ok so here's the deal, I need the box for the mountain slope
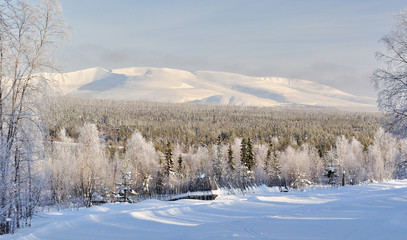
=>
[55,67,377,111]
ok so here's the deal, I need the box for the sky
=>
[56,0,407,97]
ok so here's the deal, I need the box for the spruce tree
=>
[246,138,255,172]
[177,154,184,179]
[266,141,281,181]
[265,142,272,176]
[164,142,174,177]
[240,137,255,176]
[272,150,281,180]
[227,142,235,172]
[213,135,223,182]
[240,138,248,168]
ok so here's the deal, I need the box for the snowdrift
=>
[3,181,407,239]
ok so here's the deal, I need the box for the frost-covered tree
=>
[109,150,125,198]
[253,142,268,185]
[280,145,312,188]
[398,138,407,178]
[125,130,159,191]
[75,123,108,207]
[240,137,247,166]
[48,128,76,206]
[307,144,324,184]
[334,136,366,185]
[191,145,212,191]
[177,155,185,179]
[164,142,174,177]
[227,142,235,172]
[368,128,399,181]
[0,0,67,234]
[264,138,281,184]
[372,8,407,134]
[212,135,223,184]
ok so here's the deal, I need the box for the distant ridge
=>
[54,67,377,111]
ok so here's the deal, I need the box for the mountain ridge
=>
[55,66,377,111]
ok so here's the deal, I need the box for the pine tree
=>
[213,135,223,182]
[164,142,174,177]
[177,154,184,179]
[272,153,281,179]
[246,138,255,172]
[267,141,281,180]
[240,137,248,168]
[265,142,272,175]
[240,137,255,176]
[155,168,164,194]
[227,142,235,172]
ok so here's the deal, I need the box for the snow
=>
[54,67,377,111]
[3,181,407,240]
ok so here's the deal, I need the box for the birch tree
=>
[75,123,108,207]
[0,0,66,234]
[368,128,399,180]
[125,130,159,192]
[48,128,75,206]
[372,8,407,134]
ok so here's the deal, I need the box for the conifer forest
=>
[43,97,406,205]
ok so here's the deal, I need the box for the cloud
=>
[58,44,210,72]
[286,61,376,97]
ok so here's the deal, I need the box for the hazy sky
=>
[57,0,407,97]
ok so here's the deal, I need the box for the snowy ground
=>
[3,181,407,240]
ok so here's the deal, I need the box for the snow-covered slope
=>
[55,67,377,111]
[4,181,407,240]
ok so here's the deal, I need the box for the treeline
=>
[44,97,383,155]
[47,123,407,209]
[42,97,407,206]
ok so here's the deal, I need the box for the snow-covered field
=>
[3,181,407,240]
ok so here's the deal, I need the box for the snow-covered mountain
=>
[55,67,377,111]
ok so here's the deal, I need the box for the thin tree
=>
[76,123,108,207]
[266,140,281,184]
[246,138,255,174]
[213,135,223,183]
[177,154,184,179]
[227,142,235,172]
[240,137,248,168]
[0,0,67,234]
[164,142,174,177]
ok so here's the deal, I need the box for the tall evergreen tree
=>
[272,154,281,180]
[213,135,223,182]
[164,142,174,177]
[227,142,235,172]
[177,154,184,179]
[240,137,248,168]
[268,141,281,181]
[265,142,272,175]
[240,137,255,176]
[246,138,255,173]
